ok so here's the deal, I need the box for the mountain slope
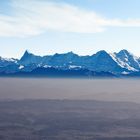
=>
[111,49,140,72]
[19,50,128,74]
[0,49,140,77]
[83,50,127,73]
[19,50,42,66]
[2,67,115,78]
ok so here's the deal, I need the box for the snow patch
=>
[43,65,52,68]
[122,71,130,75]
[69,65,82,69]
[19,65,24,69]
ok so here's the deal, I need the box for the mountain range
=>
[1,49,140,77]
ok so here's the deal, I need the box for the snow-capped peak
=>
[110,49,140,71]
[1,49,140,75]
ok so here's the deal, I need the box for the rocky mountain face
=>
[1,49,140,77]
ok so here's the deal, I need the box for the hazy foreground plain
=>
[0,78,140,103]
[1,78,140,140]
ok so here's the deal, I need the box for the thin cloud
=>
[0,0,140,37]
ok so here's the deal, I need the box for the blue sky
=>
[0,0,140,58]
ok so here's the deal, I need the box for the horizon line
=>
[3,49,136,59]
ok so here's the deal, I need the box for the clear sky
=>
[0,0,140,58]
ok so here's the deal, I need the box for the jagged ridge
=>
[0,49,140,77]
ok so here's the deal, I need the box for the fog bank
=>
[0,78,140,103]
